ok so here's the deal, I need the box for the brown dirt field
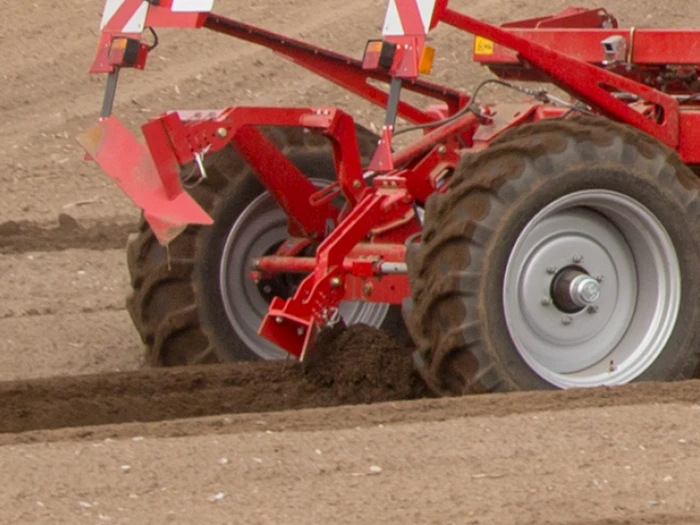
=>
[4,393,700,524]
[2,0,700,522]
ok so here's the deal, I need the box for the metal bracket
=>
[321,306,341,328]
[183,144,212,188]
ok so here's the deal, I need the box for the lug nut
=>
[541,297,552,306]
[595,275,604,283]
[546,266,557,275]
[573,254,584,263]
[562,315,573,325]
[588,305,599,314]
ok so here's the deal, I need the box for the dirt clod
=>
[0,220,21,236]
[304,325,426,403]
[57,212,83,231]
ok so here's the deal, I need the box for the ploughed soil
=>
[2,0,700,522]
[3,376,700,524]
[0,326,425,436]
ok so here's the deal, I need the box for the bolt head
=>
[297,327,305,336]
[329,277,342,289]
[437,145,447,154]
[275,316,284,324]
[562,315,573,325]
[353,180,362,189]
[579,280,601,303]
[217,127,228,138]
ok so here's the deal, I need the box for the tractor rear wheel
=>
[405,116,700,394]
[126,125,404,366]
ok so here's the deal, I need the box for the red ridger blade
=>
[76,117,213,244]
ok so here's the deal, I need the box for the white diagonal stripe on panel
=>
[171,0,215,12]
[383,0,404,36]
[100,0,126,29]
[416,0,437,32]
[122,0,148,33]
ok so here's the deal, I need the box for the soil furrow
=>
[2,330,700,440]
[0,217,136,254]
[0,326,423,435]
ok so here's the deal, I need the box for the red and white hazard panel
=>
[382,0,439,36]
[99,0,215,33]
[91,0,215,73]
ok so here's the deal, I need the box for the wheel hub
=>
[550,267,601,312]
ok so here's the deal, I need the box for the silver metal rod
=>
[384,76,403,129]
[378,261,408,274]
[100,70,120,118]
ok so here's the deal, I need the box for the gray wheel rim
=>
[503,190,681,388]
[220,179,390,360]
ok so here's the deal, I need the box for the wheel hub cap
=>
[570,274,601,306]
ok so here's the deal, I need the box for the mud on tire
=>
[126,125,402,366]
[405,116,700,395]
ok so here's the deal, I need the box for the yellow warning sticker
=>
[474,37,494,55]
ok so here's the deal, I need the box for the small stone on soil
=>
[209,492,226,502]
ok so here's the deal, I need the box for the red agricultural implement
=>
[79,0,700,394]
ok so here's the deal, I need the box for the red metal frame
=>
[475,29,700,70]
[501,7,618,29]
[202,14,470,125]
[81,0,700,359]
[260,183,414,359]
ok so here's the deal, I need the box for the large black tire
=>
[405,116,700,395]
[126,125,405,366]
